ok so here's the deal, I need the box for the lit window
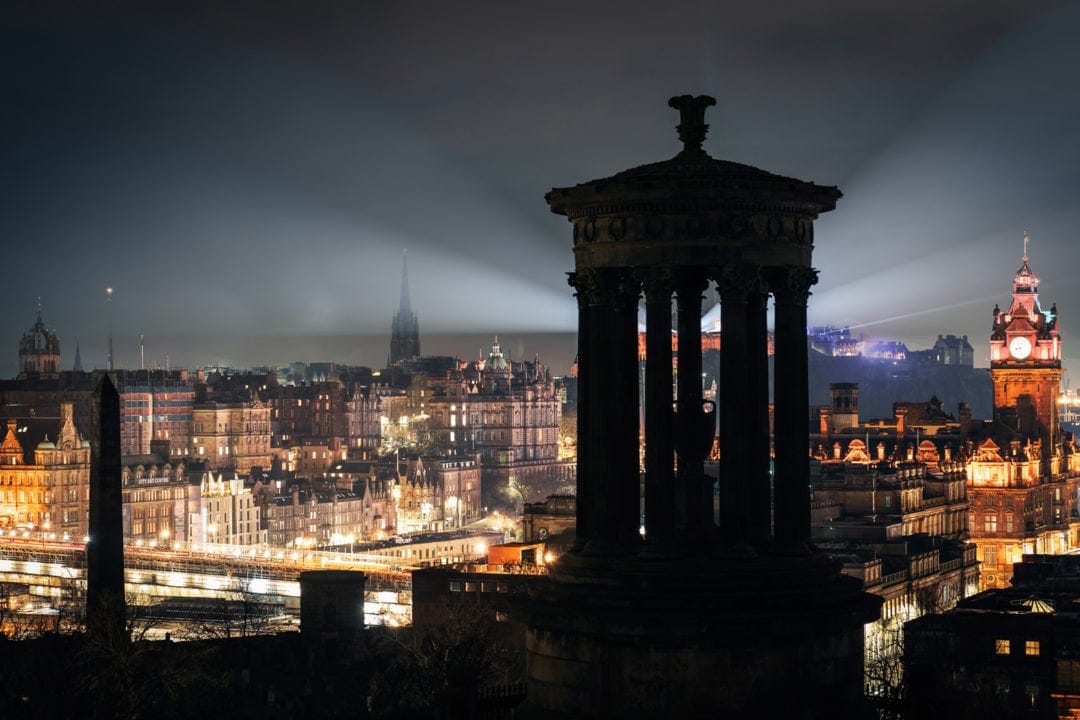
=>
[995,639,1011,655]
[449,580,461,592]
[985,513,998,533]
[1026,640,1040,656]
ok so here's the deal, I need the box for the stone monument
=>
[519,96,880,718]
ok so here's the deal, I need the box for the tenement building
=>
[519,96,879,717]
[111,369,195,457]
[192,392,273,476]
[121,452,187,545]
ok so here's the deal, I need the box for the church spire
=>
[399,250,412,317]
[389,250,420,365]
[73,340,84,372]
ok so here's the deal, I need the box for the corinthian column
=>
[674,269,713,539]
[770,266,818,547]
[642,270,674,546]
[574,268,641,554]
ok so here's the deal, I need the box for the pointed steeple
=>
[73,340,84,372]
[389,250,421,365]
[399,250,412,317]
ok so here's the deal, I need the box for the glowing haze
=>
[2,2,1077,378]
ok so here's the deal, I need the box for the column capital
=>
[673,268,709,311]
[570,268,638,309]
[715,264,765,303]
[768,266,818,305]
[638,268,674,303]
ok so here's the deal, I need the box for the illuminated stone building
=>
[192,469,265,546]
[421,339,574,508]
[263,380,348,448]
[0,403,90,540]
[191,395,273,475]
[967,241,1080,591]
[323,460,400,540]
[520,95,878,717]
[18,303,60,377]
[121,453,187,545]
[810,435,979,703]
[265,486,362,548]
[396,454,482,533]
[111,369,195,457]
[345,384,383,458]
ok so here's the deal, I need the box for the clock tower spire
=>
[989,233,1062,471]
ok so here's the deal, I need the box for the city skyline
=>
[5,2,1080,376]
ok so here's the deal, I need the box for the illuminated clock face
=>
[1009,336,1032,360]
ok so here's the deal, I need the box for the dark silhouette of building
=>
[905,553,1080,719]
[18,301,60,378]
[933,333,975,367]
[389,251,420,365]
[518,95,879,718]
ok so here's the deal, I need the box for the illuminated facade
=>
[0,403,90,540]
[193,470,265,546]
[344,384,382,458]
[968,240,1080,590]
[112,369,195,457]
[422,340,574,508]
[396,454,482,533]
[191,397,273,475]
[121,455,187,545]
[265,486,363,548]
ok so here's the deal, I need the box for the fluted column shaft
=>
[718,265,771,546]
[674,271,712,538]
[643,271,675,545]
[576,268,641,554]
[568,272,593,551]
[746,275,772,545]
[771,266,817,546]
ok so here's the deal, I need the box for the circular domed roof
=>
[545,95,842,272]
[546,95,841,221]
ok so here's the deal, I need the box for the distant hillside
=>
[807,351,993,421]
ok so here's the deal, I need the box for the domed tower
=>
[18,301,60,377]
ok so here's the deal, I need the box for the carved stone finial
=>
[668,94,716,152]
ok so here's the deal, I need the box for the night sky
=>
[4,2,1079,381]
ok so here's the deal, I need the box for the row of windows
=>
[995,638,1040,656]
[449,580,509,593]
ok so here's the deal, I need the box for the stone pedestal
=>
[518,552,875,718]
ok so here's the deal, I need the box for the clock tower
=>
[989,234,1062,464]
